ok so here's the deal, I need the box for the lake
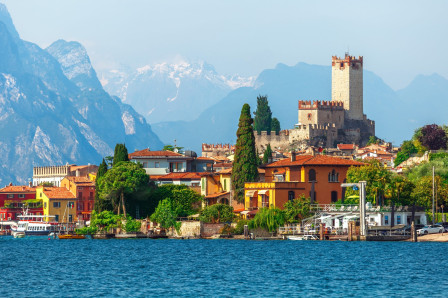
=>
[1,237,447,297]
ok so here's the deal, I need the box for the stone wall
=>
[201,223,225,237]
[254,130,290,152]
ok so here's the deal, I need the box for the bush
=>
[249,207,286,232]
[199,204,235,223]
[124,217,142,233]
[233,219,250,235]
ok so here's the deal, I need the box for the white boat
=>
[288,235,319,241]
[12,231,25,238]
[10,210,60,236]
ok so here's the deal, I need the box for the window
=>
[53,202,61,208]
[78,193,82,200]
[18,194,25,198]
[68,202,75,209]
[69,215,73,223]
[55,215,59,222]
[142,162,148,168]
[78,203,83,211]
[308,169,316,182]
[397,215,401,225]
[307,113,312,120]
[7,194,13,198]
[385,215,389,225]
[288,191,295,202]
[155,162,159,168]
[262,195,269,208]
[331,191,338,203]
[77,187,83,190]
[223,179,227,191]
[328,169,339,182]
[89,192,94,199]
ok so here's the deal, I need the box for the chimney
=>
[29,181,32,187]
[291,151,296,162]
[76,170,80,177]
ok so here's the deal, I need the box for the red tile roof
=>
[0,185,35,193]
[196,157,216,161]
[205,191,229,199]
[154,172,203,181]
[337,144,356,150]
[43,187,76,199]
[265,155,364,167]
[129,149,187,159]
[65,176,95,186]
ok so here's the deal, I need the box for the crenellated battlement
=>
[257,130,289,137]
[298,100,344,110]
[294,123,337,131]
[202,143,235,152]
[332,53,363,67]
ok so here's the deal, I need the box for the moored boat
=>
[10,210,60,236]
[288,235,319,240]
[58,233,85,240]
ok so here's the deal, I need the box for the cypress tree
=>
[113,143,129,166]
[263,144,272,164]
[94,158,109,212]
[253,95,272,134]
[231,104,259,203]
[272,117,281,135]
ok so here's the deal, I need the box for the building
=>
[0,184,42,221]
[36,186,77,223]
[61,176,95,221]
[32,164,98,187]
[202,144,235,158]
[151,172,204,195]
[129,149,193,175]
[255,54,375,152]
[244,154,364,211]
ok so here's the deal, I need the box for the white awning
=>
[258,190,269,195]
[245,190,256,197]
[240,211,250,215]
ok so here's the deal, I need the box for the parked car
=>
[417,225,444,235]
[394,224,425,235]
[436,222,448,232]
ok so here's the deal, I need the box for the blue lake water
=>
[1,237,447,297]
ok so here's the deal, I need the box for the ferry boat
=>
[10,212,60,236]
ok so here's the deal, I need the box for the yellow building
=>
[36,186,77,223]
[201,169,232,207]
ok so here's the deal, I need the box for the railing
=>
[310,204,424,213]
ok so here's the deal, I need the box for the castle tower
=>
[331,53,363,121]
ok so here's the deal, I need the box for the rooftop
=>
[0,185,35,193]
[129,149,188,159]
[42,187,76,199]
[265,155,365,168]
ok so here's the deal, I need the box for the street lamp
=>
[341,181,367,236]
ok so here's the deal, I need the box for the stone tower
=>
[331,54,363,121]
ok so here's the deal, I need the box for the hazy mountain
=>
[152,61,448,151]
[0,4,163,184]
[100,61,254,123]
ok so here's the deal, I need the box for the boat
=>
[12,231,25,238]
[288,235,319,240]
[58,233,85,240]
[10,209,60,236]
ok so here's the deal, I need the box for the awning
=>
[258,190,269,195]
[240,211,250,215]
[245,190,256,197]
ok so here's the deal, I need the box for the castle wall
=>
[254,131,290,152]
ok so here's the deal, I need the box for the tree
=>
[283,195,311,223]
[113,144,129,166]
[88,210,120,233]
[412,176,448,210]
[394,140,418,167]
[253,95,272,134]
[346,160,391,205]
[123,216,142,233]
[152,184,202,217]
[150,199,181,231]
[94,159,109,212]
[231,104,259,202]
[418,124,447,150]
[263,144,272,164]
[272,117,281,135]
[366,136,381,145]
[98,161,149,216]
[163,144,184,153]
[199,204,235,223]
[249,207,286,233]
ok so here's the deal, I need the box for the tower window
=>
[307,113,312,120]
[340,62,344,67]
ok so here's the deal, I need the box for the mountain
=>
[151,62,448,151]
[0,4,163,185]
[100,61,254,123]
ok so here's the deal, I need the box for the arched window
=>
[288,191,295,202]
[309,169,316,182]
[328,169,338,182]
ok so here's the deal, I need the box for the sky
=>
[2,0,448,90]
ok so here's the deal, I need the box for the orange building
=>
[61,176,95,221]
[244,153,364,211]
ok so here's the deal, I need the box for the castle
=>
[255,54,375,152]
